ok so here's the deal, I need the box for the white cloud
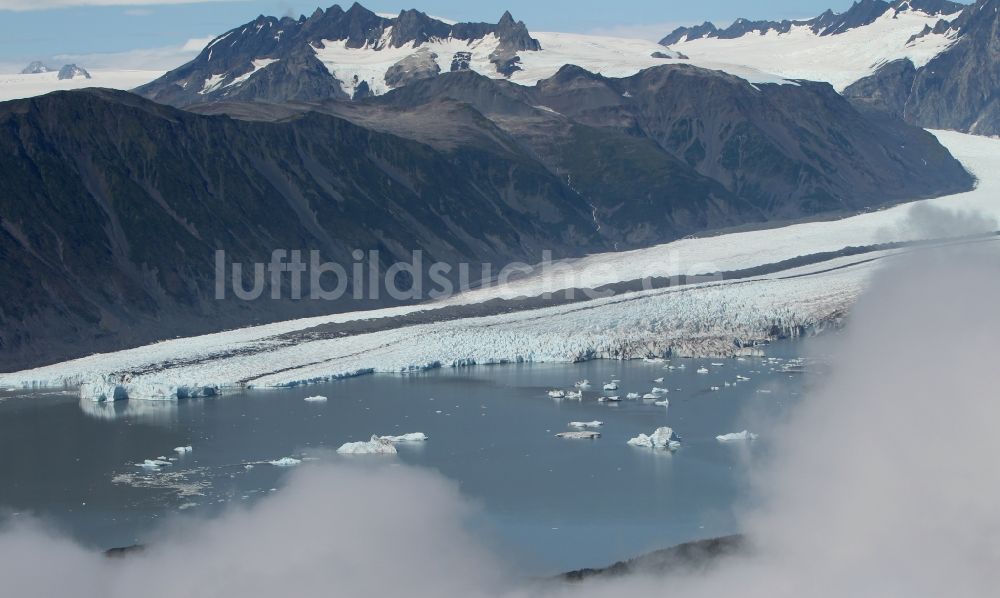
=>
[0,0,235,11]
[50,36,211,70]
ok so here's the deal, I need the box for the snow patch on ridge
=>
[668,8,962,90]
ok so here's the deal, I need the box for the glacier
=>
[0,132,996,401]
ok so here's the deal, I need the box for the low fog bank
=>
[3,211,1000,597]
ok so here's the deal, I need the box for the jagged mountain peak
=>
[659,0,965,45]
[136,3,544,106]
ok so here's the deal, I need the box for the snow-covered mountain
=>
[844,0,999,136]
[20,61,52,74]
[660,0,966,90]
[56,64,91,80]
[136,2,691,106]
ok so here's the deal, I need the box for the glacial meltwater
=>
[0,343,814,575]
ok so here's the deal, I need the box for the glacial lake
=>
[0,343,812,575]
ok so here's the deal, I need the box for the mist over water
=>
[3,228,1000,596]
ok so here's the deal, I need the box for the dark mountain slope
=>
[0,89,600,369]
[373,66,972,218]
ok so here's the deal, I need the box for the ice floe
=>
[716,430,759,442]
[628,427,680,450]
[380,432,428,443]
[556,431,601,439]
[303,395,328,402]
[173,446,193,454]
[136,459,172,469]
[547,390,567,399]
[336,436,398,455]
[568,421,603,428]
[268,457,303,466]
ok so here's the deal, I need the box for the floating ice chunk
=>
[574,380,592,389]
[244,464,254,470]
[643,357,664,363]
[337,436,397,455]
[556,431,601,439]
[627,427,680,450]
[643,393,660,400]
[654,377,664,383]
[304,395,328,402]
[651,387,669,394]
[697,367,709,374]
[737,375,751,381]
[598,395,621,402]
[269,457,303,466]
[566,390,583,400]
[716,431,759,442]
[174,446,193,454]
[602,382,619,391]
[654,399,669,407]
[568,421,603,428]
[711,363,725,366]
[711,386,721,391]
[136,459,172,469]
[380,432,428,443]
[548,390,566,399]
[626,392,641,400]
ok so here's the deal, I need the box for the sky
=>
[0,0,868,69]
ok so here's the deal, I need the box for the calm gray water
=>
[0,344,812,575]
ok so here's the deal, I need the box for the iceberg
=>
[653,377,664,383]
[627,427,680,450]
[697,367,709,374]
[654,399,669,407]
[602,382,619,391]
[556,431,601,439]
[380,432,428,443]
[269,457,303,466]
[643,393,660,399]
[337,436,398,455]
[716,430,759,442]
[574,380,592,389]
[626,392,641,399]
[598,395,621,402]
[173,446,193,454]
[136,459,172,469]
[548,390,567,399]
[304,395,328,402]
[568,421,603,428]
[651,387,669,394]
